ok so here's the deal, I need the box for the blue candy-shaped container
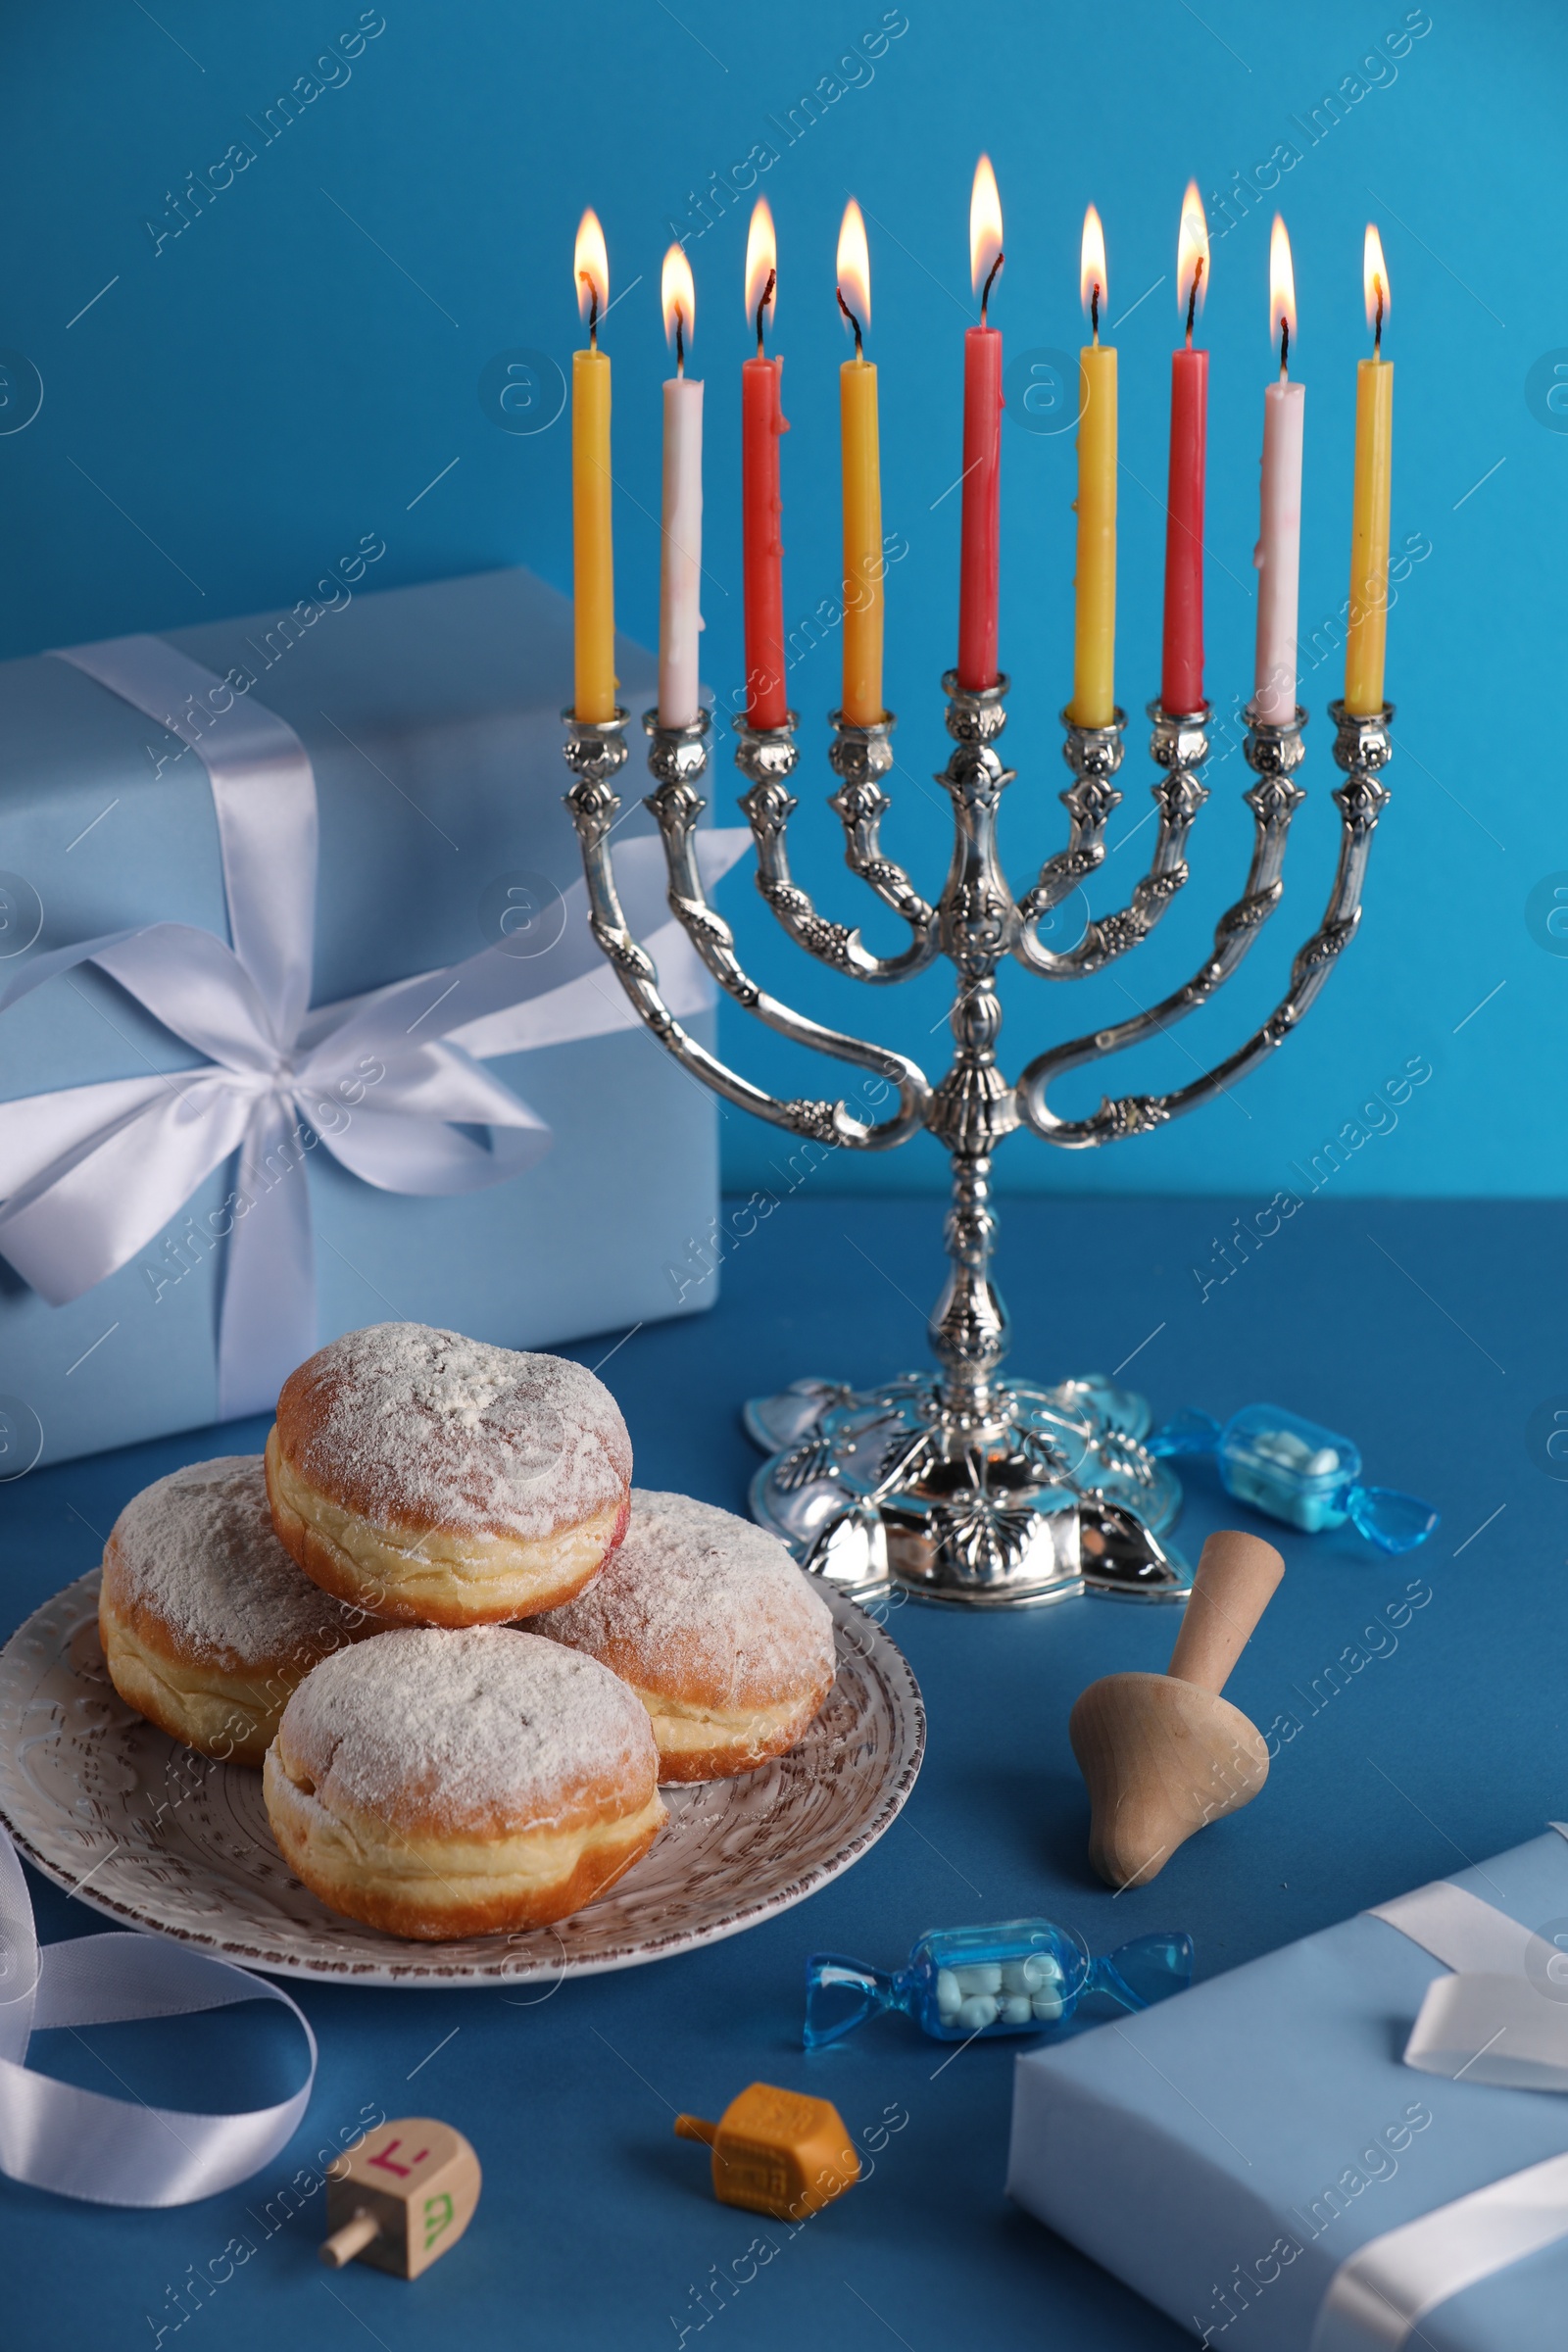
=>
[1149,1402,1438,1551]
[805,1921,1193,2048]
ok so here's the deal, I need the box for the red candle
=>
[1160,183,1210,715]
[742,200,788,729]
[957,156,1004,691]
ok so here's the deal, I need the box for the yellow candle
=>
[837,199,883,726]
[571,209,615,724]
[840,359,882,722]
[1344,359,1392,712]
[1345,225,1393,717]
[1345,353,1392,710]
[1070,205,1116,728]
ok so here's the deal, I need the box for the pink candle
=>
[958,321,1003,690]
[1160,183,1209,716]
[741,201,788,730]
[1252,217,1303,724]
[957,155,1004,692]
[1160,347,1207,712]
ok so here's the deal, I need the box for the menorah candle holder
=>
[563,677,1392,1610]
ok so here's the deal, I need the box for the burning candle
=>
[1069,204,1116,728]
[1253,216,1304,726]
[1345,224,1394,717]
[741,199,788,730]
[837,198,883,726]
[571,208,615,724]
[956,155,1004,693]
[658,244,703,729]
[1160,183,1209,717]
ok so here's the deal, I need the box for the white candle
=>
[659,245,703,728]
[1252,217,1303,726]
[1253,381,1303,722]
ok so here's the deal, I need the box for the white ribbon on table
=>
[0,635,745,1418]
[1310,1827,1568,2350]
[0,1824,316,2205]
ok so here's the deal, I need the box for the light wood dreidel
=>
[1069,1529,1285,1890]
[319,2116,480,2278]
[674,2082,860,2221]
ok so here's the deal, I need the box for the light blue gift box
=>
[0,566,725,1468]
[1007,1829,1568,2351]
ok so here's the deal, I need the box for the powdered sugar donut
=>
[532,1490,837,1782]
[99,1455,380,1766]
[263,1626,664,1938]
[266,1323,632,1628]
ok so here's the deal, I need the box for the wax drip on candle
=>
[755,268,775,360]
[836,286,864,362]
[979,249,1004,327]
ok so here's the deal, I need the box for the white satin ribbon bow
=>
[1312,1831,1568,2349]
[0,636,743,1418]
[0,1823,316,2205]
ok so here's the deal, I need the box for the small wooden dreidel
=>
[1069,1529,1285,1890]
[319,2116,480,2278]
[674,2082,860,2222]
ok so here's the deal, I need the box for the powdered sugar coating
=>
[106,1456,366,1669]
[275,1324,632,1540]
[534,1490,836,1710]
[277,1626,657,1836]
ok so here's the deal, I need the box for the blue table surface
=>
[1,1192,1562,2350]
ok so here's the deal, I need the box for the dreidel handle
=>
[319,2210,382,2269]
[673,2115,718,2147]
[1166,1530,1284,1695]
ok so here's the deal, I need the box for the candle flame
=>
[1079,204,1107,319]
[1177,181,1209,323]
[745,198,777,335]
[662,243,695,353]
[573,208,609,328]
[837,197,870,333]
[1270,215,1297,357]
[969,155,1003,302]
[1363,221,1390,339]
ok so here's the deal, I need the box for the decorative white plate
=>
[0,1573,923,1987]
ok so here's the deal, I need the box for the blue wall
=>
[0,0,1560,1197]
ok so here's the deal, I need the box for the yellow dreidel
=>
[319,2116,481,2278]
[674,2082,860,2221]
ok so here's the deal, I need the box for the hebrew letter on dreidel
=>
[318,2118,480,2279]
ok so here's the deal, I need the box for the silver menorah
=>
[563,677,1392,1609]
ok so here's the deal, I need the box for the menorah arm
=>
[1015,704,1390,1149]
[1014,705,1210,979]
[733,710,941,984]
[563,708,929,1150]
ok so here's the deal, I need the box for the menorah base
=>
[744,1372,1191,1609]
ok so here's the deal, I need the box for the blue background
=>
[0,0,1559,1200]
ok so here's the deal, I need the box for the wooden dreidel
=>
[674,2082,860,2222]
[319,2116,480,2278]
[1069,1529,1285,1890]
